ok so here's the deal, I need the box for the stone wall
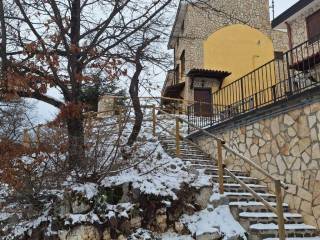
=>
[192,100,320,228]
[287,2,320,48]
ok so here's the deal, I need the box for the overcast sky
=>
[30,0,301,124]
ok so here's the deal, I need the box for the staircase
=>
[159,135,320,240]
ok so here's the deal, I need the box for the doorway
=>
[194,88,212,116]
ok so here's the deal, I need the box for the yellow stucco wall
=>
[203,24,276,107]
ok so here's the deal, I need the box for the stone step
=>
[249,223,319,239]
[229,201,289,213]
[223,183,268,193]
[211,175,260,184]
[205,169,250,177]
[239,212,304,230]
[225,192,276,202]
[264,238,320,240]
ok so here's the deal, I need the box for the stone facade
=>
[286,2,320,48]
[193,101,320,228]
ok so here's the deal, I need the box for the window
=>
[175,64,180,84]
[181,20,185,33]
[306,10,320,43]
[180,50,185,80]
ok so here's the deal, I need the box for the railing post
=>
[217,139,224,195]
[175,118,180,157]
[152,105,156,137]
[285,52,293,96]
[275,180,286,240]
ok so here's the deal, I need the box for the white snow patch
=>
[71,183,98,200]
[181,205,247,240]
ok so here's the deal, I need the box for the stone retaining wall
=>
[192,101,320,228]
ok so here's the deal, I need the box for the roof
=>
[187,68,231,79]
[272,0,316,28]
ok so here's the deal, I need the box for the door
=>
[194,88,212,116]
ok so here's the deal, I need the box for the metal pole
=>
[275,180,286,240]
[175,118,180,157]
[217,139,225,194]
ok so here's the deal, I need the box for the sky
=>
[29,0,301,124]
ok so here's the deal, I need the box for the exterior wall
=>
[287,3,320,47]
[192,101,320,228]
[203,24,275,87]
[271,29,289,53]
[174,0,272,79]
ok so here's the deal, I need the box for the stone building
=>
[272,0,320,49]
[162,0,288,113]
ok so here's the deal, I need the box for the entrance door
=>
[194,88,212,116]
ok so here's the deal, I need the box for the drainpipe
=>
[285,22,293,50]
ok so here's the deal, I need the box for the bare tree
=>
[0,0,175,171]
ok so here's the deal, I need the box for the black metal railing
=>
[188,35,320,130]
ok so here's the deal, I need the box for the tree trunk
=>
[67,115,86,170]
[0,0,7,90]
[127,58,143,146]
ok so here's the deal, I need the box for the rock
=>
[72,198,92,214]
[276,156,286,175]
[287,127,296,137]
[156,208,167,232]
[297,188,312,202]
[312,144,320,159]
[309,115,317,128]
[130,216,142,229]
[297,115,310,138]
[195,187,213,209]
[196,231,221,240]
[284,114,295,126]
[174,222,185,234]
[102,229,111,240]
[66,225,100,240]
[271,119,280,135]
[250,144,259,156]
[300,200,312,215]
[302,152,311,164]
[118,235,126,240]
[58,230,68,240]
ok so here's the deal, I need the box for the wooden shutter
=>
[307,10,320,43]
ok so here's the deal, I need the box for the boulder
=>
[66,225,100,240]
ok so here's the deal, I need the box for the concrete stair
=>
[159,135,320,240]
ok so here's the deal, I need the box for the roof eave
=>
[272,0,316,29]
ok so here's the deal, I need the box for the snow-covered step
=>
[205,168,250,177]
[211,175,260,184]
[229,201,289,215]
[250,223,319,239]
[225,192,276,202]
[222,183,268,193]
[239,212,303,230]
[264,238,320,240]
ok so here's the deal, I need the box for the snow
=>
[65,212,100,225]
[229,201,288,207]
[180,205,247,240]
[160,232,193,240]
[71,183,98,200]
[239,212,301,218]
[264,238,320,240]
[250,223,317,230]
[0,212,13,222]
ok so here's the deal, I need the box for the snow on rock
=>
[180,205,247,240]
[160,231,193,240]
[65,212,100,225]
[71,183,98,200]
